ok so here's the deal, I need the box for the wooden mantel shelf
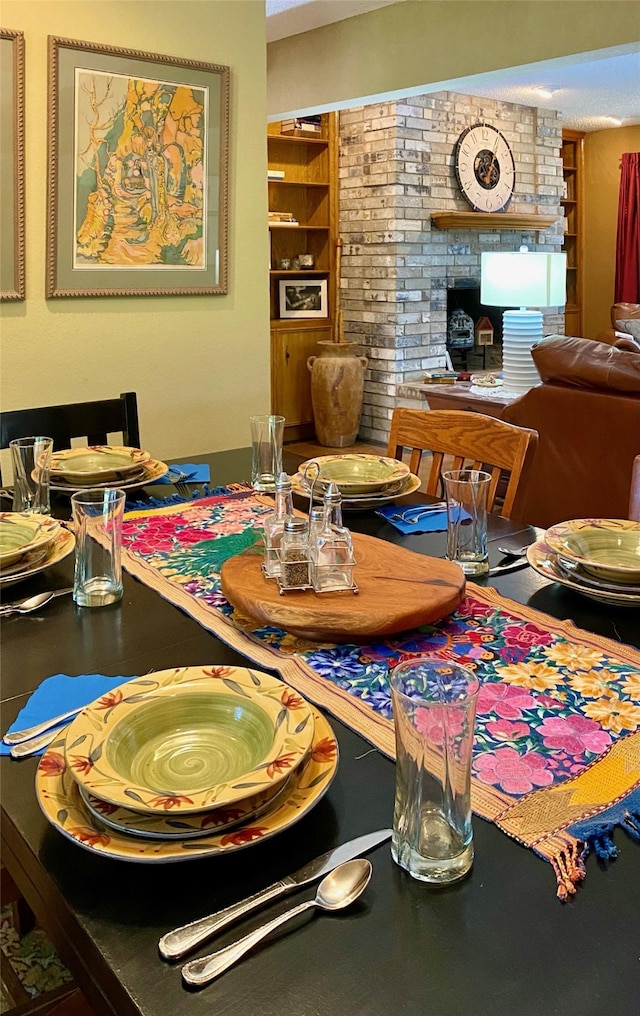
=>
[431,211,559,231]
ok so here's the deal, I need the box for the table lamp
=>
[480,249,567,394]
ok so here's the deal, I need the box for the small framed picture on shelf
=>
[279,279,327,319]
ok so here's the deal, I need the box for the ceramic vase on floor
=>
[307,341,368,447]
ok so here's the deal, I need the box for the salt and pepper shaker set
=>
[262,472,358,594]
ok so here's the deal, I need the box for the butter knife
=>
[159,827,392,961]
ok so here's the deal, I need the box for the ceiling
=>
[266,0,640,132]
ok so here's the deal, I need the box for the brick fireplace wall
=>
[338,91,565,444]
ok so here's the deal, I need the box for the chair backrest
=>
[0,393,140,452]
[629,454,640,522]
[386,407,539,521]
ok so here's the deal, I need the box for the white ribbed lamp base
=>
[501,309,543,395]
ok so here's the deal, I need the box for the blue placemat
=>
[375,504,449,534]
[2,673,132,756]
[155,462,211,485]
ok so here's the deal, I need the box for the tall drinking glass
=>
[250,415,284,492]
[443,468,491,576]
[71,488,126,607]
[9,436,53,514]
[391,657,479,884]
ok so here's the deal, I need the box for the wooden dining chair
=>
[386,407,539,520]
[0,392,140,452]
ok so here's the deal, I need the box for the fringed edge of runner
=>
[125,482,251,510]
[531,833,588,901]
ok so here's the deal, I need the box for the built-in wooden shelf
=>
[431,211,559,231]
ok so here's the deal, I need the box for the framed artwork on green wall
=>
[46,36,229,298]
[0,28,26,301]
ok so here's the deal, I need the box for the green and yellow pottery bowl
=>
[300,453,410,494]
[544,519,640,584]
[50,445,150,484]
[0,513,61,569]
[63,666,314,814]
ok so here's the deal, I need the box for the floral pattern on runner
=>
[120,491,640,897]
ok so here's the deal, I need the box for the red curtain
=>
[614,151,640,303]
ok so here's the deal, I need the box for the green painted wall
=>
[1,1,269,460]
[267,0,640,117]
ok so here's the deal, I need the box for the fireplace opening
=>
[446,279,505,373]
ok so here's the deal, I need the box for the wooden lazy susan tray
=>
[220,531,465,642]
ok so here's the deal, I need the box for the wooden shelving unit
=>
[268,114,338,440]
[561,129,585,336]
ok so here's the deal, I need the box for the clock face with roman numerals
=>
[454,123,515,212]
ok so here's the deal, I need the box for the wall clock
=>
[454,123,515,212]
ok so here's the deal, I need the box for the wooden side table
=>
[399,382,518,419]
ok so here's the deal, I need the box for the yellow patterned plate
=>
[291,471,421,511]
[299,454,410,494]
[0,513,61,568]
[36,706,337,863]
[0,527,74,587]
[49,458,169,493]
[544,519,640,584]
[63,666,315,814]
[78,772,294,840]
[50,446,151,483]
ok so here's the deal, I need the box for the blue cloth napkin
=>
[155,462,211,485]
[2,673,131,756]
[375,504,450,535]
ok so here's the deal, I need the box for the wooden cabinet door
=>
[270,324,331,439]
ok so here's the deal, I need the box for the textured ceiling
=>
[265,0,640,132]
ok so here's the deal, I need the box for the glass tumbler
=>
[390,657,479,884]
[9,436,53,514]
[71,488,126,607]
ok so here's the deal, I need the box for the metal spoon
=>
[0,588,73,617]
[182,858,372,988]
[497,545,530,559]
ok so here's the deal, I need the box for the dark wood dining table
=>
[1,447,639,1016]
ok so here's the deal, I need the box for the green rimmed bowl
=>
[544,519,640,584]
[299,453,410,494]
[0,513,61,569]
[63,666,314,814]
[50,445,151,484]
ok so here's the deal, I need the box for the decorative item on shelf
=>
[481,247,567,394]
[453,121,515,213]
[280,115,322,138]
[307,238,369,447]
[279,258,292,271]
[280,278,327,319]
[447,307,475,350]
[475,316,494,346]
[422,370,459,385]
[269,210,298,227]
[268,169,285,180]
[262,471,294,579]
[298,253,315,269]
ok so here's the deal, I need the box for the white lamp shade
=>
[481,251,567,308]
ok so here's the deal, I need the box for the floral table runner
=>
[121,489,640,899]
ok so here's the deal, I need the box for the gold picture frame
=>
[0,28,26,301]
[46,36,229,298]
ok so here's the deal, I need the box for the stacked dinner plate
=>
[48,445,169,493]
[292,453,420,511]
[0,512,74,588]
[527,518,640,607]
[35,666,338,862]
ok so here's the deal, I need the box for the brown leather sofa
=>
[502,335,640,528]
[596,302,640,349]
